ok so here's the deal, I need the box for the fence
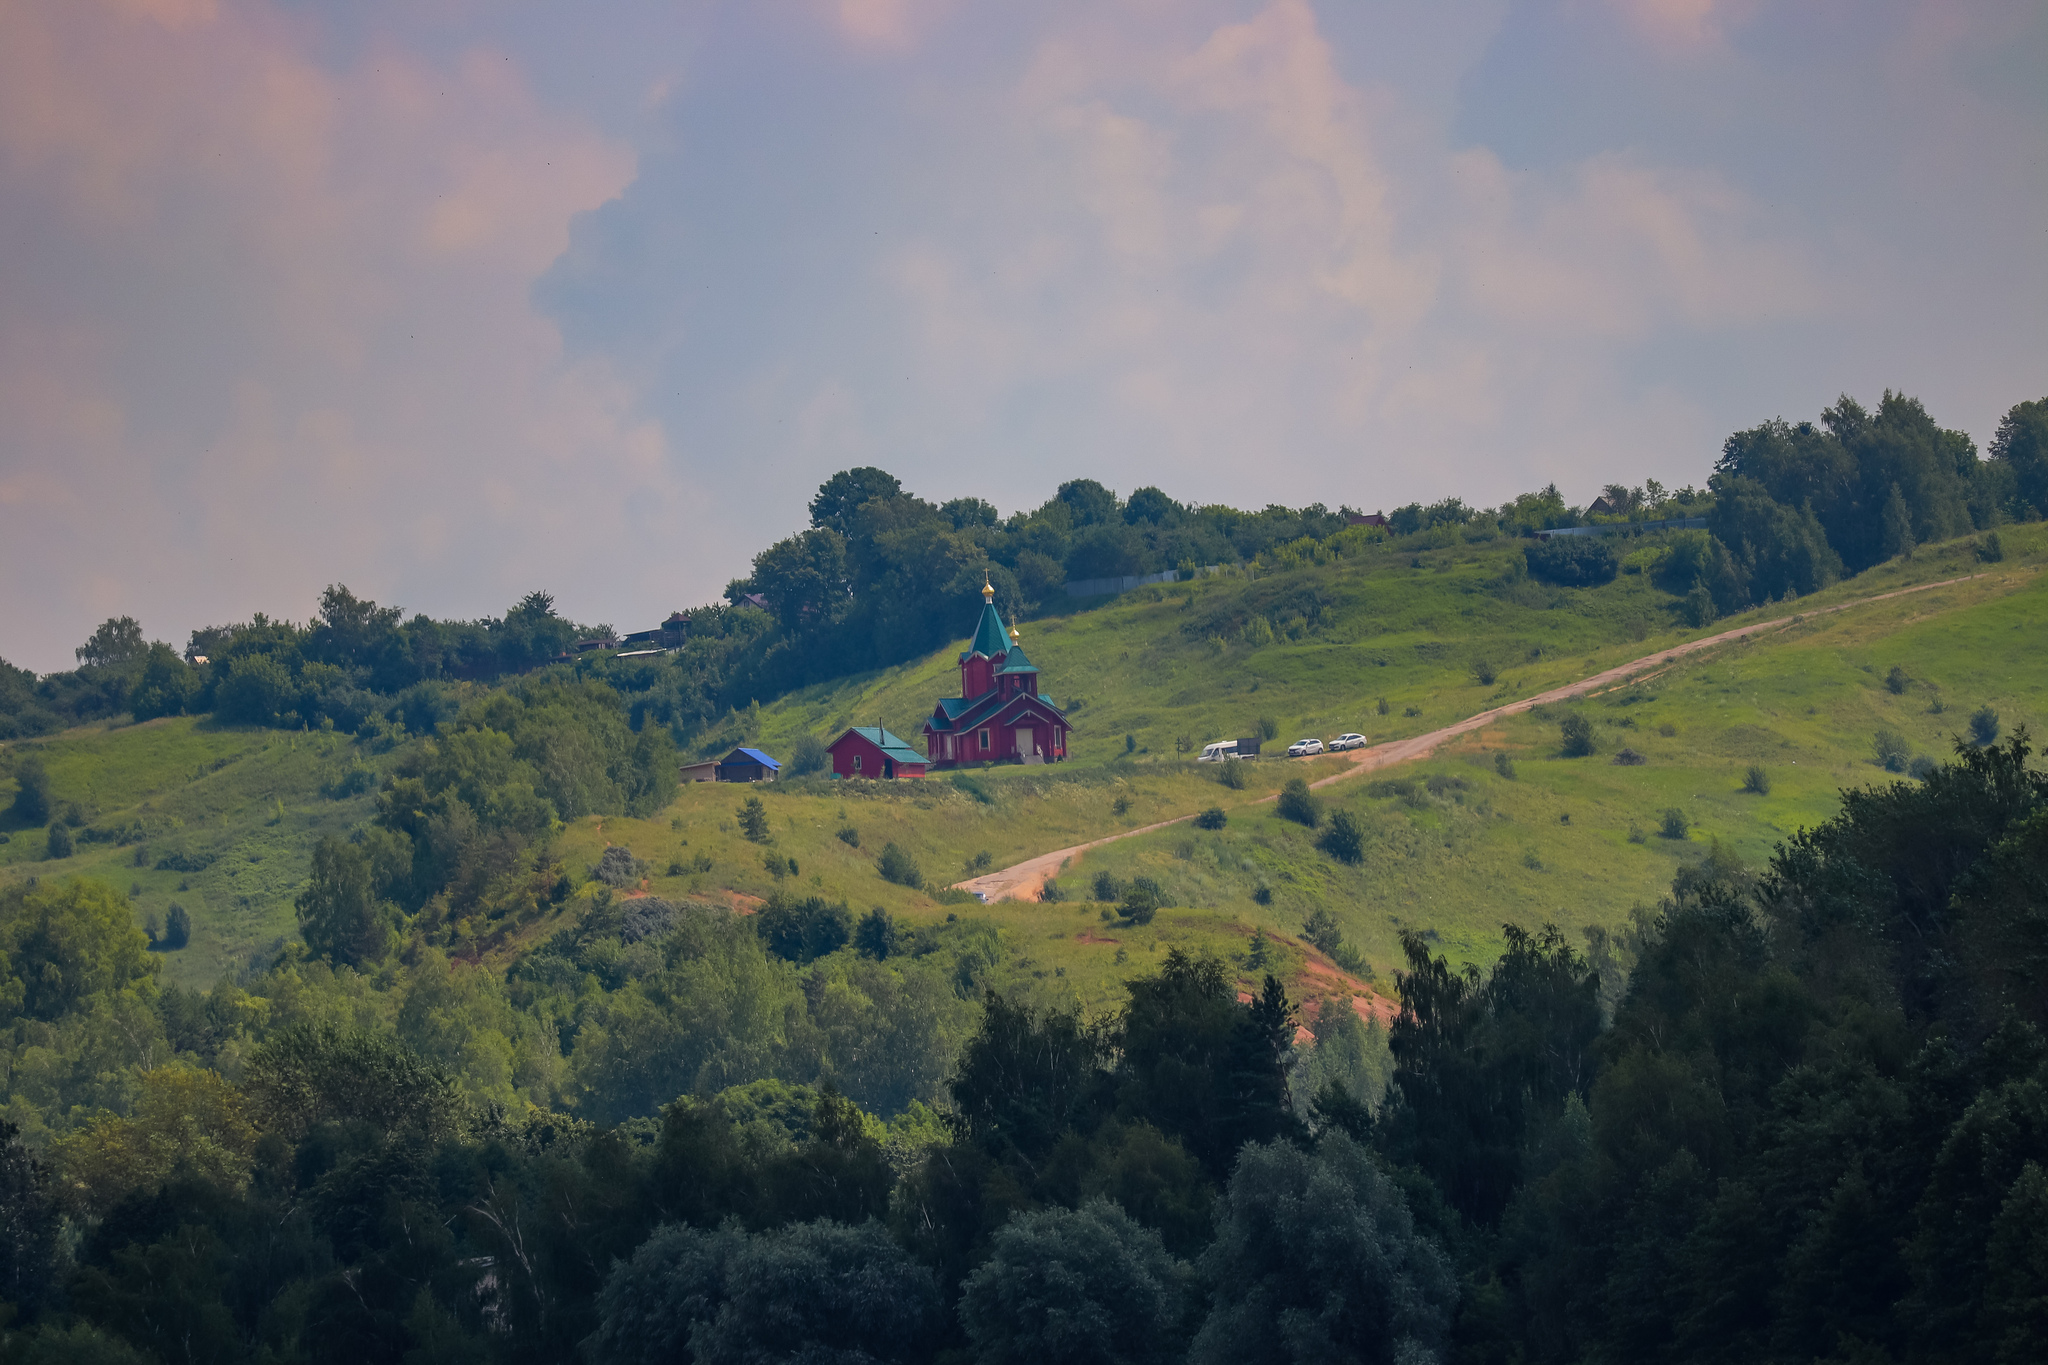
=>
[1534,516,1706,540]
[1064,566,1224,598]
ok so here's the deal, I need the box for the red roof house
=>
[921,580,1073,768]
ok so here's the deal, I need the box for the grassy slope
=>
[2,524,2040,1011]
[0,723,386,987]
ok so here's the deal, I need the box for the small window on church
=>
[979,729,991,749]
[853,755,861,771]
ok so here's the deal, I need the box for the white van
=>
[1196,739,1239,763]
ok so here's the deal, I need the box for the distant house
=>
[715,747,781,783]
[740,593,770,611]
[679,759,720,784]
[622,611,694,653]
[574,634,618,653]
[1587,496,1618,516]
[828,728,928,780]
[1346,511,1389,528]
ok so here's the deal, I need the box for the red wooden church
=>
[922,579,1072,768]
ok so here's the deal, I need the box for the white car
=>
[1331,733,1367,751]
[1286,737,1325,757]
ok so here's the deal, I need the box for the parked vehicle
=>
[1331,732,1367,751]
[1286,737,1325,757]
[1198,738,1264,762]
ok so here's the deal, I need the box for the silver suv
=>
[1286,737,1325,757]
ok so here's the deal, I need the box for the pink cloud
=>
[0,0,699,668]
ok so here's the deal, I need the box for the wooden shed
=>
[828,728,927,779]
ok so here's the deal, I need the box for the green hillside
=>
[10,522,2033,1012]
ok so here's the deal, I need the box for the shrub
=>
[755,893,852,964]
[1276,778,1320,828]
[1252,884,1273,906]
[1194,807,1228,830]
[1318,809,1366,865]
[1908,754,1938,781]
[1970,706,2001,748]
[1680,582,1717,628]
[1976,531,2005,562]
[1257,716,1279,740]
[322,763,378,799]
[736,796,771,842]
[764,853,790,879]
[1124,734,1136,754]
[1559,713,1597,757]
[1112,795,1132,817]
[1525,535,1619,587]
[1039,878,1066,904]
[1611,747,1646,766]
[1627,824,1647,844]
[1494,752,1516,780]
[165,904,192,950]
[1376,698,1390,716]
[876,842,923,890]
[1470,658,1497,686]
[786,734,828,776]
[1743,765,1771,795]
[593,846,649,888]
[1659,808,1690,840]
[10,756,52,826]
[1302,906,1343,955]
[1217,757,1247,790]
[45,822,72,860]
[1093,871,1122,902]
[1873,729,1911,772]
[1116,877,1170,925]
[1885,666,1910,695]
[836,826,861,848]
[854,907,897,960]
[963,849,993,873]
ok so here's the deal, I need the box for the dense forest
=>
[5,391,2041,750]
[0,388,2043,1363]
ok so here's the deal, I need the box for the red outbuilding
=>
[827,727,927,779]
[921,580,1073,768]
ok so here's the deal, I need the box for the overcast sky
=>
[2,0,2042,673]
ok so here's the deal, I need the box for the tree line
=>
[5,390,2040,749]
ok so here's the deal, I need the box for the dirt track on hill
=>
[952,572,1986,905]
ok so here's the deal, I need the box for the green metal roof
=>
[841,726,925,764]
[963,599,1009,659]
[994,637,1038,674]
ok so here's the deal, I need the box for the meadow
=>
[2,521,2039,1012]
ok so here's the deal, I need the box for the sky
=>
[1,0,2043,673]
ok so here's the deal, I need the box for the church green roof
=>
[963,599,1010,659]
[995,637,1038,674]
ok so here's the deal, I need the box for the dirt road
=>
[953,572,1985,903]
